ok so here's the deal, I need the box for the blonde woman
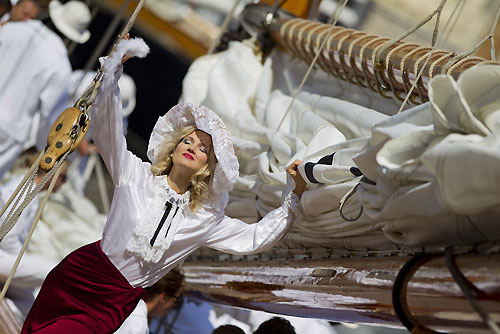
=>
[21,38,306,334]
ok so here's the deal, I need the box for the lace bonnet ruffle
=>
[147,103,239,207]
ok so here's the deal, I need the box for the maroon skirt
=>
[21,241,146,334]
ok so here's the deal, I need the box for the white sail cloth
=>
[0,175,57,318]
[27,181,107,262]
[180,40,500,250]
[180,42,396,251]
[355,65,500,216]
[351,64,500,246]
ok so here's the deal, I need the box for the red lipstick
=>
[183,153,194,160]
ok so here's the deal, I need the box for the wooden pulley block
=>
[40,107,90,171]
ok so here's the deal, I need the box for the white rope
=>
[396,0,465,114]
[0,151,43,232]
[0,155,63,240]
[441,0,466,48]
[274,0,349,133]
[0,0,146,305]
[80,0,146,112]
[70,0,135,102]
[0,152,43,241]
[0,151,69,305]
[1,0,146,239]
[2,171,36,233]
[207,0,242,55]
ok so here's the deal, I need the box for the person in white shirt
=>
[0,0,11,21]
[0,153,65,321]
[116,268,184,334]
[21,37,306,334]
[0,0,39,25]
[0,0,90,180]
[156,297,215,334]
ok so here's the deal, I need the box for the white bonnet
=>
[147,103,239,197]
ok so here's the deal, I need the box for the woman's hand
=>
[119,33,131,64]
[287,160,306,198]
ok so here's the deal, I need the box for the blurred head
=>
[9,0,40,21]
[213,325,245,334]
[48,0,91,44]
[145,268,185,318]
[150,125,216,211]
[0,0,12,18]
[253,317,296,334]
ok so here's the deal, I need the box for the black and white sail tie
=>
[126,176,190,263]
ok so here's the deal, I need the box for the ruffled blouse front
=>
[126,175,190,263]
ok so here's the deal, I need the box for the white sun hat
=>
[49,0,91,44]
[147,103,239,198]
[69,70,136,117]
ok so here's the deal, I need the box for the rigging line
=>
[112,0,145,55]
[70,0,134,102]
[207,0,243,55]
[0,151,43,226]
[67,0,143,128]
[392,252,447,334]
[0,152,69,305]
[0,153,62,241]
[0,0,146,306]
[396,0,464,114]
[445,247,500,334]
[86,0,145,109]
[374,0,448,66]
[441,0,466,48]
[274,0,349,134]
[488,4,500,60]
[270,0,290,19]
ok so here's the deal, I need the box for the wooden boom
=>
[240,4,500,105]
[183,251,500,333]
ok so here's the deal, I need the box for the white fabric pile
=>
[354,65,500,247]
[26,181,107,262]
[180,40,500,251]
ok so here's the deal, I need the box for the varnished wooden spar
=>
[182,253,500,333]
[254,15,500,104]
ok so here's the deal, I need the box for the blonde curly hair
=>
[150,125,216,212]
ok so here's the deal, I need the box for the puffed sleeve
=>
[90,39,150,186]
[203,190,301,254]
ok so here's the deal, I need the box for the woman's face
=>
[172,130,211,175]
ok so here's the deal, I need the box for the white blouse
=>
[114,299,148,334]
[91,62,301,288]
